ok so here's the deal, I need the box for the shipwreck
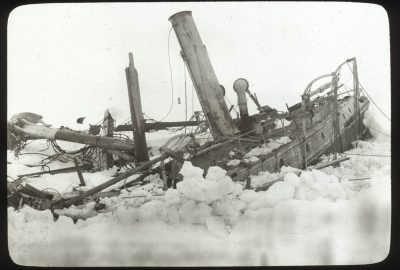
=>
[7,11,370,213]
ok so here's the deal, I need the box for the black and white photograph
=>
[6,2,391,266]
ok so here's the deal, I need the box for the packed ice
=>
[7,111,390,266]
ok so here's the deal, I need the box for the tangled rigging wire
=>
[15,139,101,172]
[345,62,390,122]
[51,141,97,168]
[145,27,175,132]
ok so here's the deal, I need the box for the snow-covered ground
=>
[7,110,391,266]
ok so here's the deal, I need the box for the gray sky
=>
[8,2,390,129]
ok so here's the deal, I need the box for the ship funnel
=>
[233,78,251,132]
[169,11,236,137]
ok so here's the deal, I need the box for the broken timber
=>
[169,11,236,137]
[114,120,204,132]
[9,117,135,152]
[17,163,93,178]
[125,52,149,162]
[74,157,86,186]
[7,11,374,214]
[101,109,115,169]
[54,151,174,208]
[105,149,135,162]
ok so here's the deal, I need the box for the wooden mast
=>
[331,72,340,159]
[352,58,360,140]
[101,109,114,169]
[168,11,236,138]
[125,52,149,162]
[301,95,308,168]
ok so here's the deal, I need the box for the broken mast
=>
[169,11,237,138]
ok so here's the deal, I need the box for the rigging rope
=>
[147,27,175,131]
[138,27,174,132]
[360,86,391,122]
[224,95,239,114]
[367,126,391,138]
[345,62,390,122]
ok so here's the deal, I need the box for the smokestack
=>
[168,11,236,137]
[233,78,251,133]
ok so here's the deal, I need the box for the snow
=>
[273,118,291,129]
[6,2,391,266]
[206,216,230,238]
[7,112,391,266]
[244,136,291,158]
[53,202,101,220]
[176,162,242,204]
[249,165,300,189]
[227,159,241,166]
[244,156,260,164]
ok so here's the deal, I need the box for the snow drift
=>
[7,111,391,266]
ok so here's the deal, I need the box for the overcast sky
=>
[7,2,390,130]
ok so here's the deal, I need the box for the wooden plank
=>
[307,156,349,170]
[348,177,371,181]
[19,184,54,200]
[123,167,160,188]
[56,152,171,207]
[17,163,92,178]
[114,120,203,132]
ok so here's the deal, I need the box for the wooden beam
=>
[246,89,263,109]
[348,177,371,181]
[18,184,54,200]
[114,120,203,132]
[352,59,360,140]
[105,149,135,162]
[56,152,172,207]
[17,163,92,178]
[307,156,349,170]
[73,157,86,186]
[195,139,233,156]
[123,167,160,188]
[101,109,115,169]
[332,74,340,159]
[125,52,149,162]
[11,119,135,152]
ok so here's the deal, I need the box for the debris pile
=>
[8,10,374,227]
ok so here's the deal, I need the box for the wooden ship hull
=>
[190,94,369,184]
[166,11,370,187]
